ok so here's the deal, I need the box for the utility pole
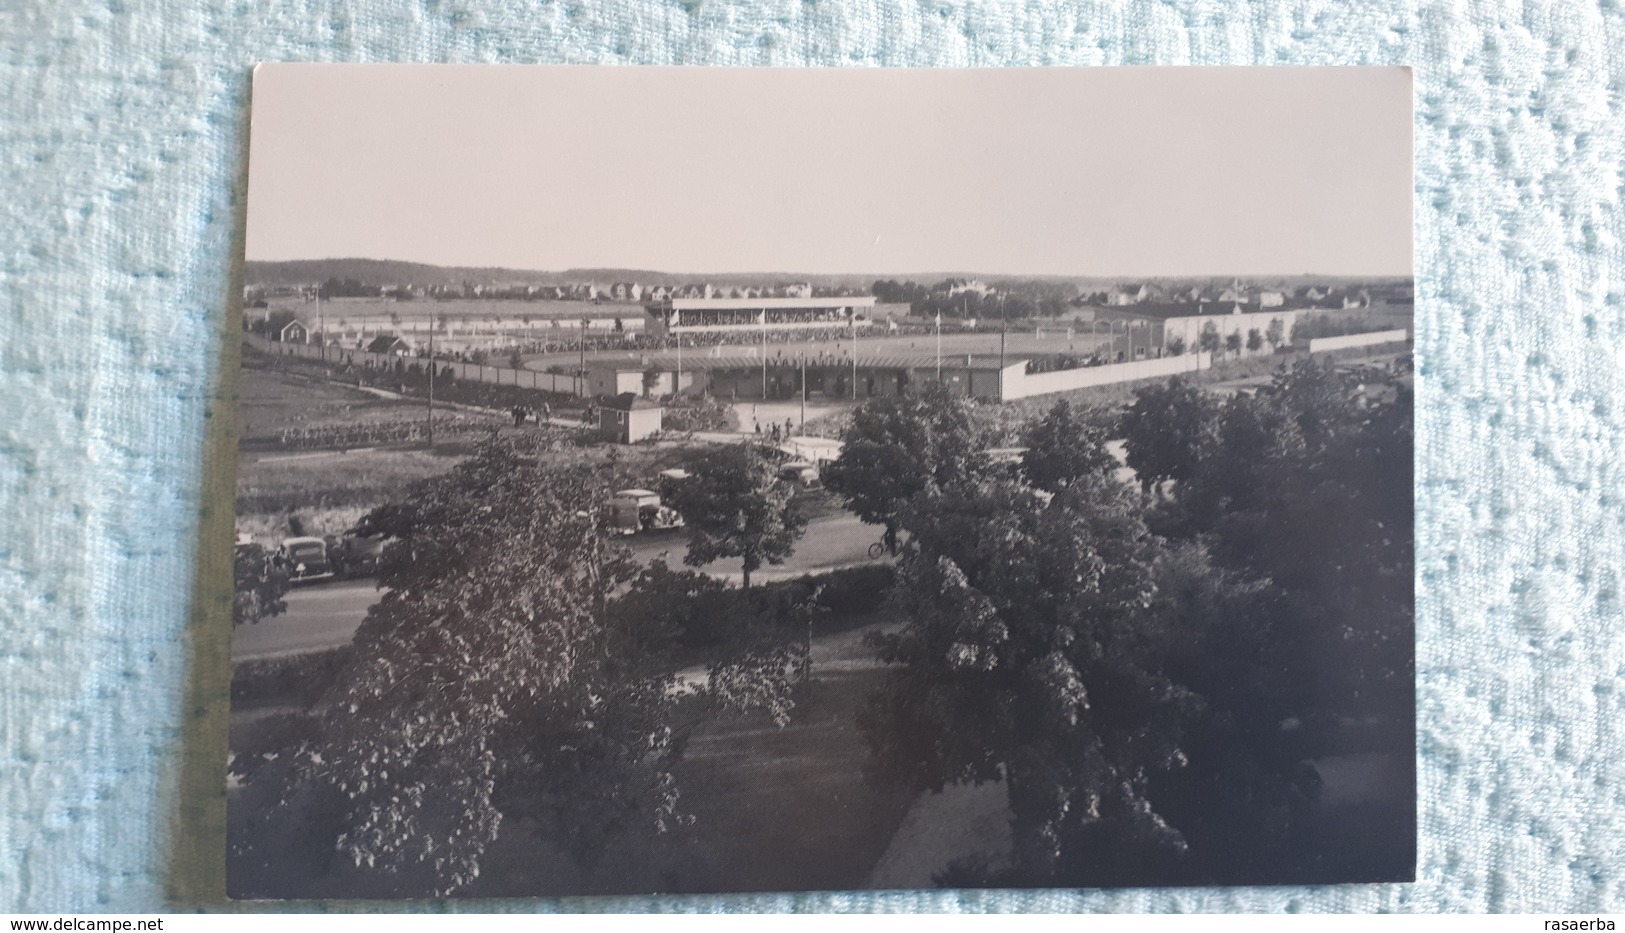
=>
[579,317,588,394]
[315,286,326,363]
[760,309,768,399]
[851,307,859,401]
[935,310,942,382]
[427,318,435,448]
[999,302,1008,376]
[799,351,806,430]
[675,331,682,398]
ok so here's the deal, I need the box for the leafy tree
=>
[280,443,801,895]
[1265,317,1285,349]
[1197,322,1221,356]
[642,366,662,398]
[1165,335,1186,357]
[1224,331,1243,358]
[823,383,986,553]
[862,473,1198,885]
[1246,328,1263,352]
[233,542,289,627]
[664,442,807,589]
[1018,400,1116,494]
[508,349,524,369]
[1119,377,1219,497]
[1161,360,1416,874]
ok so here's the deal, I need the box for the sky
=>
[245,65,1413,278]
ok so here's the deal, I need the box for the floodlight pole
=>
[761,310,768,399]
[799,352,806,430]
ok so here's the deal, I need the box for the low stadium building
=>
[644,296,877,338]
[588,350,1020,402]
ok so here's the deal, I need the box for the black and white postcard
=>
[228,65,1415,898]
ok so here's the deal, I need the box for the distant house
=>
[610,282,643,302]
[1110,283,1162,305]
[366,335,411,356]
[599,393,663,444]
[1109,284,1144,306]
[646,285,672,302]
[1258,290,1286,308]
[278,320,309,343]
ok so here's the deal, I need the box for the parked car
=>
[605,488,685,536]
[329,533,388,579]
[776,460,821,489]
[276,536,334,584]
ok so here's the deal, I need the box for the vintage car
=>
[776,460,822,489]
[329,532,388,578]
[276,536,335,584]
[605,488,685,536]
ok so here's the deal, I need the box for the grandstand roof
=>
[653,296,877,311]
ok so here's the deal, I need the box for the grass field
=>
[236,361,503,541]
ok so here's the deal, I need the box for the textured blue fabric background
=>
[1,0,1621,914]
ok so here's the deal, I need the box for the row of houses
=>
[1079,281,1386,311]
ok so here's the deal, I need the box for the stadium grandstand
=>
[644,296,877,337]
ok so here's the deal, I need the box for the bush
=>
[663,394,739,433]
[232,646,354,708]
[808,563,896,617]
[751,563,897,629]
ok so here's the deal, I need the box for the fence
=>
[1001,352,1212,400]
[1306,329,1411,353]
[246,334,583,396]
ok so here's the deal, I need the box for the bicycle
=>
[867,540,887,560]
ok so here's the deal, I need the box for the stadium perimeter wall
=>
[1002,351,1213,400]
[245,334,584,396]
[1307,329,1412,353]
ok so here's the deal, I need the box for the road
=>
[231,512,885,663]
[232,578,383,662]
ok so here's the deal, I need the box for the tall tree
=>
[862,473,1198,885]
[1119,377,1220,497]
[823,383,986,553]
[276,443,799,895]
[1265,316,1285,349]
[1018,399,1117,494]
[1197,322,1222,357]
[664,442,807,589]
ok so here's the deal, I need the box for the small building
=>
[366,334,412,356]
[278,319,309,343]
[599,393,663,444]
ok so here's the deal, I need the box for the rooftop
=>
[652,296,878,311]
